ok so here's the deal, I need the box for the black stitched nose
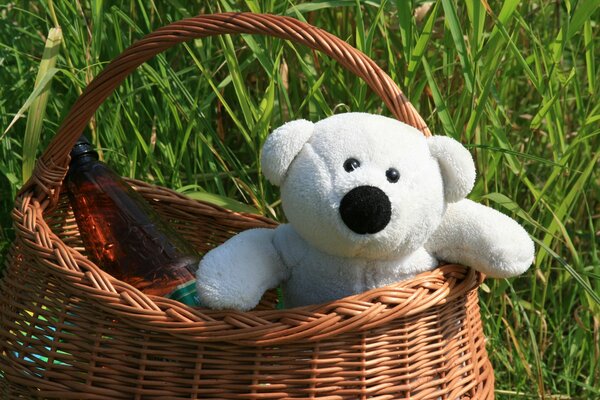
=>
[339,186,391,234]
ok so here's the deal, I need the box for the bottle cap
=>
[70,135,99,161]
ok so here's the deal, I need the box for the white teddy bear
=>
[196,113,534,310]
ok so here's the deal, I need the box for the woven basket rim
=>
[13,181,481,346]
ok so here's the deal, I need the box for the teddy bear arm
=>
[196,228,288,311]
[424,199,534,278]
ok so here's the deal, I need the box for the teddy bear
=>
[196,112,534,310]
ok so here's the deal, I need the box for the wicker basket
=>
[0,12,494,399]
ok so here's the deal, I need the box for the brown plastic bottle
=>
[66,136,200,305]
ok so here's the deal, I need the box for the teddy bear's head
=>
[261,113,475,260]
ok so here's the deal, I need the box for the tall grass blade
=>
[2,68,58,138]
[465,0,486,52]
[395,0,414,70]
[536,150,600,266]
[483,0,519,43]
[21,27,62,182]
[584,20,596,95]
[422,58,458,138]
[485,9,541,93]
[285,0,380,14]
[219,35,257,144]
[534,238,600,308]
[441,0,474,93]
[406,1,440,87]
[184,191,260,214]
[567,0,600,39]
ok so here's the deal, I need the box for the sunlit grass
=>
[0,1,598,397]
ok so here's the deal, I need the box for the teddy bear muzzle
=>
[339,185,392,235]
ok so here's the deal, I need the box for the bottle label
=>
[166,279,200,306]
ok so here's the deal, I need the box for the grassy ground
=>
[1,0,599,398]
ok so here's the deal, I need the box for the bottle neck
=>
[70,153,100,170]
[69,137,100,171]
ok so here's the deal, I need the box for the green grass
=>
[1,1,599,398]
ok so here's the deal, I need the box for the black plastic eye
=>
[343,158,361,172]
[386,168,400,183]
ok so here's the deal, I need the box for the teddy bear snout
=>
[339,186,392,234]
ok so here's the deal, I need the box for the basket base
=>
[1,372,494,400]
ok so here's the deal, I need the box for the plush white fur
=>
[424,199,535,278]
[196,228,288,310]
[427,136,476,202]
[196,113,534,310]
[262,119,315,186]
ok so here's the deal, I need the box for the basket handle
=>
[22,12,430,207]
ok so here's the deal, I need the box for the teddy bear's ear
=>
[427,136,476,203]
[261,119,315,186]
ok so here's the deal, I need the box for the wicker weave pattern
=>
[1,12,494,399]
